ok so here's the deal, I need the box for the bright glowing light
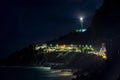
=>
[58,72,73,76]
[81,29,87,32]
[37,44,107,60]
[80,17,83,21]
[101,53,107,60]
[94,53,107,60]
[58,45,66,49]
[56,44,58,47]
[36,66,51,71]
[75,29,87,33]
[35,46,40,50]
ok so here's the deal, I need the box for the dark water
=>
[0,66,73,80]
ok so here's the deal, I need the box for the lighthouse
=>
[75,17,87,33]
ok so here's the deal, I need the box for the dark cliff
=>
[88,0,120,39]
[89,0,120,80]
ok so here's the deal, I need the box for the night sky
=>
[0,0,103,58]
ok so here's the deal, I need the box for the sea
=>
[0,66,73,80]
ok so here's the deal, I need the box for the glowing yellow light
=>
[101,54,107,60]
[75,29,80,32]
[59,45,66,49]
[58,72,73,76]
[102,55,107,59]
[35,46,40,50]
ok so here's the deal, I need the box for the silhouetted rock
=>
[118,75,120,80]
[88,0,120,80]
[88,0,120,39]
[6,45,45,66]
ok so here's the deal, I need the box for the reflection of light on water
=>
[39,66,51,70]
[49,70,73,77]
[50,70,61,73]
[34,67,73,77]
[35,66,51,71]
[58,72,73,76]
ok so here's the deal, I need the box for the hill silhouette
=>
[88,0,120,38]
[46,0,120,47]
[87,0,120,80]
[1,0,120,79]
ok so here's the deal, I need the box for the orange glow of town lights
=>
[59,45,66,49]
